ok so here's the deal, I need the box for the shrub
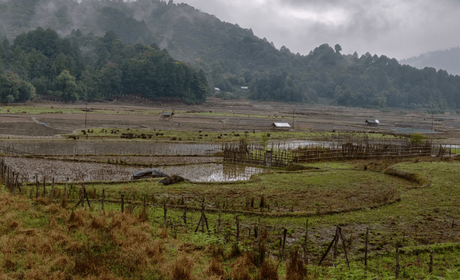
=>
[409,133,424,144]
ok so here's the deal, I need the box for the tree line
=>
[1,0,460,110]
[0,28,208,103]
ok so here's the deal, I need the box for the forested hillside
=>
[400,47,460,76]
[0,27,208,103]
[0,0,460,110]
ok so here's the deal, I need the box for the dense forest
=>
[0,0,460,110]
[0,27,208,103]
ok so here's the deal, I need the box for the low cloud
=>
[178,0,460,59]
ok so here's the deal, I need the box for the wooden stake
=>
[338,227,350,269]
[304,219,309,264]
[257,217,261,247]
[319,228,338,266]
[217,207,221,234]
[282,228,287,261]
[204,212,209,233]
[429,250,434,273]
[83,185,91,208]
[395,244,400,279]
[121,193,125,213]
[50,178,54,201]
[333,226,339,260]
[236,215,240,242]
[163,199,167,227]
[194,214,203,233]
[101,189,105,211]
[183,208,187,232]
[80,186,85,208]
[365,228,369,269]
[35,176,39,199]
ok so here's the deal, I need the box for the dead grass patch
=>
[384,167,430,187]
[229,255,253,280]
[204,257,226,278]
[45,204,60,214]
[170,254,195,280]
[159,227,168,239]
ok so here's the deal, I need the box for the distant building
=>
[365,119,379,127]
[214,87,220,91]
[161,112,174,121]
[241,86,249,90]
[272,122,291,131]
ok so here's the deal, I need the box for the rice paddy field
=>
[2,154,460,279]
[1,100,460,279]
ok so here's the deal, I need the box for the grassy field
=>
[2,157,460,279]
[0,105,162,116]
[67,127,405,146]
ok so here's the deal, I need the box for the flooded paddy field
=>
[0,141,222,156]
[4,157,264,183]
[44,155,222,166]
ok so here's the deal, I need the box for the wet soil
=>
[1,98,459,141]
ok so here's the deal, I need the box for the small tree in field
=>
[260,134,268,150]
[409,133,424,144]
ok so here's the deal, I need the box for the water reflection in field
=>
[157,164,266,182]
[6,158,265,183]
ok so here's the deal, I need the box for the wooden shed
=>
[272,122,291,131]
[365,119,379,127]
[160,112,174,121]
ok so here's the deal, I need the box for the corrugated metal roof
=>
[272,123,291,128]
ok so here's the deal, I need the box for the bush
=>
[409,133,424,144]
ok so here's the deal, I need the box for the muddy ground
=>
[0,97,459,142]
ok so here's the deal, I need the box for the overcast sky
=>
[177,0,460,60]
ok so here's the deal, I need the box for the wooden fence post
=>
[236,215,240,242]
[395,244,400,279]
[257,217,261,248]
[365,228,369,270]
[80,186,85,208]
[163,199,167,228]
[183,208,187,232]
[304,219,309,264]
[121,193,125,213]
[35,176,39,199]
[338,227,350,269]
[11,171,15,195]
[204,211,209,233]
[282,228,287,261]
[333,226,339,261]
[217,207,222,234]
[429,250,434,273]
[50,177,54,201]
[101,189,105,211]
[319,228,338,266]
[194,214,202,233]
[63,183,67,200]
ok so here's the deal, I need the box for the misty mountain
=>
[400,47,460,76]
[1,0,460,111]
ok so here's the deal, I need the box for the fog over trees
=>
[400,47,460,76]
[0,0,459,111]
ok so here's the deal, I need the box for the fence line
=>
[224,140,455,167]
